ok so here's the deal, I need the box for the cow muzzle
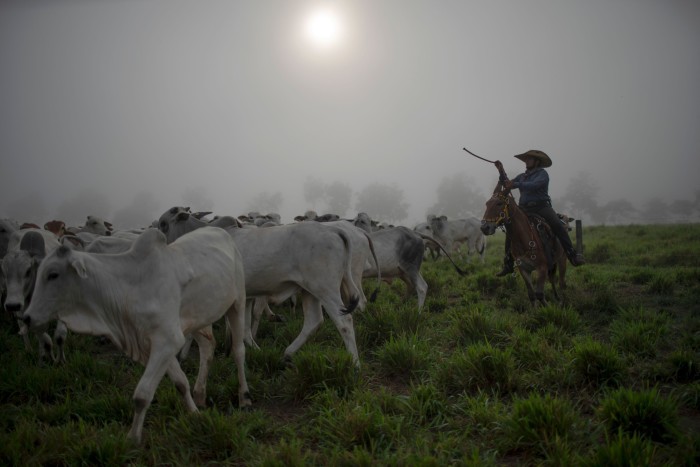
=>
[5,301,23,317]
[21,310,48,332]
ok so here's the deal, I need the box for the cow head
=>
[3,231,46,317]
[157,207,194,243]
[22,245,86,331]
[84,215,112,236]
[44,220,67,237]
[0,218,19,259]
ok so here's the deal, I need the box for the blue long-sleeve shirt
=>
[509,168,551,206]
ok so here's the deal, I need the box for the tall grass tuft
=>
[580,431,658,467]
[504,393,585,459]
[356,302,425,350]
[311,389,404,454]
[648,274,675,295]
[452,392,507,438]
[587,242,613,263]
[257,437,314,466]
[374,333,430,382]
[405,382,447,427]
[527,304,582,335]
[451,306,519,348]
[435,342,518,396]
[573,276,619,316]
[150,409,272,464]
[281,347,360,401]
[666,349,700,383]
[609,306,669,358]
[572,337,626,388]
[598,386,680,444]
[1,419,138,466]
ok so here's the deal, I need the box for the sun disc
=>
[305,8,342,48]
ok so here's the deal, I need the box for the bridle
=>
[482,191,512,226]
[484,189,542,265]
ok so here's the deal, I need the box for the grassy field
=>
[1,224,699,465]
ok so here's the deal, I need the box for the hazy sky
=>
[2,0,699,226]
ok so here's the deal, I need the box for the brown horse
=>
[480,181,567,306]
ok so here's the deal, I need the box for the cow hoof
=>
[281,354,295,369]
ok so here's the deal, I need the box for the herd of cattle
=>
[0,208,486,442]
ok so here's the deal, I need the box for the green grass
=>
[1,223,699,465]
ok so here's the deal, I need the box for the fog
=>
[2,0,699,228]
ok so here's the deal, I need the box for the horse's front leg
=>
[535,265,548,306]
[518,269,537,306]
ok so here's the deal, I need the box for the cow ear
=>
[70,257,88,279]
[60,234,85,249]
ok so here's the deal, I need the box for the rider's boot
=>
[495,255,515,277]
[566,248,586,267]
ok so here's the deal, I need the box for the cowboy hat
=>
[514,149,552,168]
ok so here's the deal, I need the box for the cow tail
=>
[337,230,361,314]
[416,232,469,276]
[364,233,381,302]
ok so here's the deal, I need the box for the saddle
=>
[526,214,558,272]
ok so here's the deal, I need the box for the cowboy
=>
[494,150,585,277]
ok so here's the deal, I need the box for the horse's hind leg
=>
[536,268,549,307]
[519,271,538,306]
[548,267,561,302]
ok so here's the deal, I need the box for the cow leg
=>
[283,292,324,362]
[191,325,215,408]
[53,320,68,364]
[251,298,268,339]
[224,300,252,409]
[401,270,428,311]
[414,273,428,311]
[128,341,180,443]
[17,319,32,351]
[324,301,360,367]
[241,300,259,349]
[39,331,53,363]
[165,357,198,413]
[177,336,194,361]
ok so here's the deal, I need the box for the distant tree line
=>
[4,172,698,228]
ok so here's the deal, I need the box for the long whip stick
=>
[462,147,495,164]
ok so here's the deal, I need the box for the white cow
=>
[352,217,430,310]
[247,219,381,339]
[158,207,364,366]
[353,215,468,311]
[80,215,113,236]
[429,215,487,263]
[21,227,251,443]
[0,218,20,259]
[2,229,68,362]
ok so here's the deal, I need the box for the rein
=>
[483,191,511,225]
[487,191,541,266]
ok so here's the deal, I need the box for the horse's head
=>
[481,181,512,236]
